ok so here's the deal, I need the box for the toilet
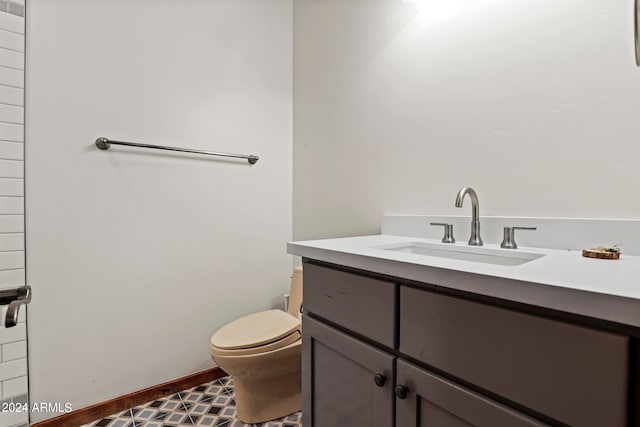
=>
[209,267,303,424]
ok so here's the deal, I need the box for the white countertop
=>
[288,234,640,328]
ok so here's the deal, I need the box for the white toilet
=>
[209,267,303,424]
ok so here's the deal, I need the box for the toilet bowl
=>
[209,267,303,424]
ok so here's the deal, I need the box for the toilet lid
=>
[210,309,301,350]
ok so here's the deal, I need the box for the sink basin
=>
[373,242,544,266]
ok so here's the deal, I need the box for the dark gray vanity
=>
[301,259,637,427]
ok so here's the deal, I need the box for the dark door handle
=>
[373,373,386,387]
[0,286,31,328]
[395,385,409,399]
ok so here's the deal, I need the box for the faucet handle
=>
[501,226,537,249]
[430,223,455,244]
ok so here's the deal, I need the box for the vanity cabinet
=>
[302,260,634,427]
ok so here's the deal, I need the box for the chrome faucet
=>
[455,187,483,246]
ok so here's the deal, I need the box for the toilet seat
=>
[210,309,301,357]
[210,331,301,356]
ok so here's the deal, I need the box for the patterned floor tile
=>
[80,376,301,427]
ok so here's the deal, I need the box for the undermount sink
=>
[373,242,544,266]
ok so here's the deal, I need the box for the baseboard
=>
[31,367,227,427]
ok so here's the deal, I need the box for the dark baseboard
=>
[31,367,227,427]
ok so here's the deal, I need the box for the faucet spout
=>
[455,187,483,246]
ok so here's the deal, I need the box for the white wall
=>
[26,0,292,422]
[293,0,640,240]
[0,4,27,427]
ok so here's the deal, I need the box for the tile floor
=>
[81,377,302,427]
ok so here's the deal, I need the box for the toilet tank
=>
[287,266,303,319]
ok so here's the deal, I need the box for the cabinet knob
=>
[394,385,409,399]
[373,373,386,387]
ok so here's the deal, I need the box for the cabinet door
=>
[396,360,548,427]
[302,315,394,427]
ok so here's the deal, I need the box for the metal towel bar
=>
[95,137,260,164]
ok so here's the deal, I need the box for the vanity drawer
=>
[400,286,629,427]
[303,262,396,347]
